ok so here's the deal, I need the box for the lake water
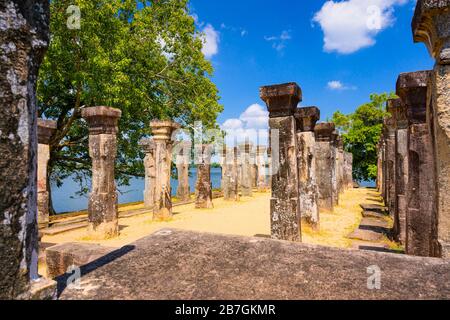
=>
[51,167,223,213]
[51,167,375,214]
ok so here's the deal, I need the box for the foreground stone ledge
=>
[46,243,116,279]
[57,229,450,300]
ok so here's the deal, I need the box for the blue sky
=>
[189,0,433,133]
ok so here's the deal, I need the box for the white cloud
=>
[328,80,344,90]
[239,103,269,129]
[201,24,220,59]
[222,118,244,130]
[264,30,292,52]
[221,104,269,146]
[327,80,357,90]
[241,29,248,37]
[313,0,408,54]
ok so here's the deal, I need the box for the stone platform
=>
[57,229,450,300]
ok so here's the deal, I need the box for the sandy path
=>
[42,188,377,250]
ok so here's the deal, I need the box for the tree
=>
[37,0,223,213]
[331,93,395,182]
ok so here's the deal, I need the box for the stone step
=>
[360,203,388,214]
[362,210,387,219]
[360,217,390,229]
[347,229,385,242]
[350,240,400,253]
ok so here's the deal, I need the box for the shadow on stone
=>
[254,234,271,238]
[56,245,135,297]
[357,245,402,254]
[365,197,384,203]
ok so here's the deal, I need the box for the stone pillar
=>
[175,141,191,202]
[337,137,345,194]
[397,71,437,257]
[82,107,122,239]
[139,138,156,209]
[260,82,301,242]
[314,123,336,211]
[256,146,269,192]
[390,94,409,244]
[150,120,180,220]
[37,119,57,229]
[221,146,239,201]
[0,0,55,300]
[331,130,339,206]
[381,122,390,203]
[295,107,320,230]
[413,0,450,258]
[384,104,397,218]
[195,144,214,209]
[239,142,253,197]
[376,141,383,192]
[344,151,354,189]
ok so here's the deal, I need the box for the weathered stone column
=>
[336,137,345,195]
[139,138,156,209]
[413,0,450,258]
[390,94,409,244]
[239,142,253,197]
[221,146,239,201]
[82,107,122,239]
[150,120,180,220]
[37,119,57,229]
[0,0,56,300]
[376,140,383,192]
[175,141,191,202]
[260,82,301,242]
[331,130,339,206]
[295,107,320,230]
[250,146,258,188]
[256,146,269,192]
[397,71,437,257]
[381,122,390,203]
[314,123,336,211]
[195,144,214,209]
[384,103,397,218]
[344,151,354,189]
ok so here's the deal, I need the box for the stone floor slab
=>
[57,229,450,300]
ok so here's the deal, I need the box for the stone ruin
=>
[377,0,450,258]
[0,0,56,299]
[314,122,337,212]
[1,0,448,301]
[295,107,320,230]
[139,138,156,208]
[175,141,192,202]
[238,141,254,197]
[149,120,180,220]
[195,144,214,209]
[260,82,302,242]
[221,146,240,201]
[37,119,57,229]
[82,106,122,240]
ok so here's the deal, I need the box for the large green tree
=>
[37,0,223,213]
[330,93,395,182]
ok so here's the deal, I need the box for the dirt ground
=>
[42,188,377,249]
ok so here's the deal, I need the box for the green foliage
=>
[331,93,396,182]
[37,0,223,211]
